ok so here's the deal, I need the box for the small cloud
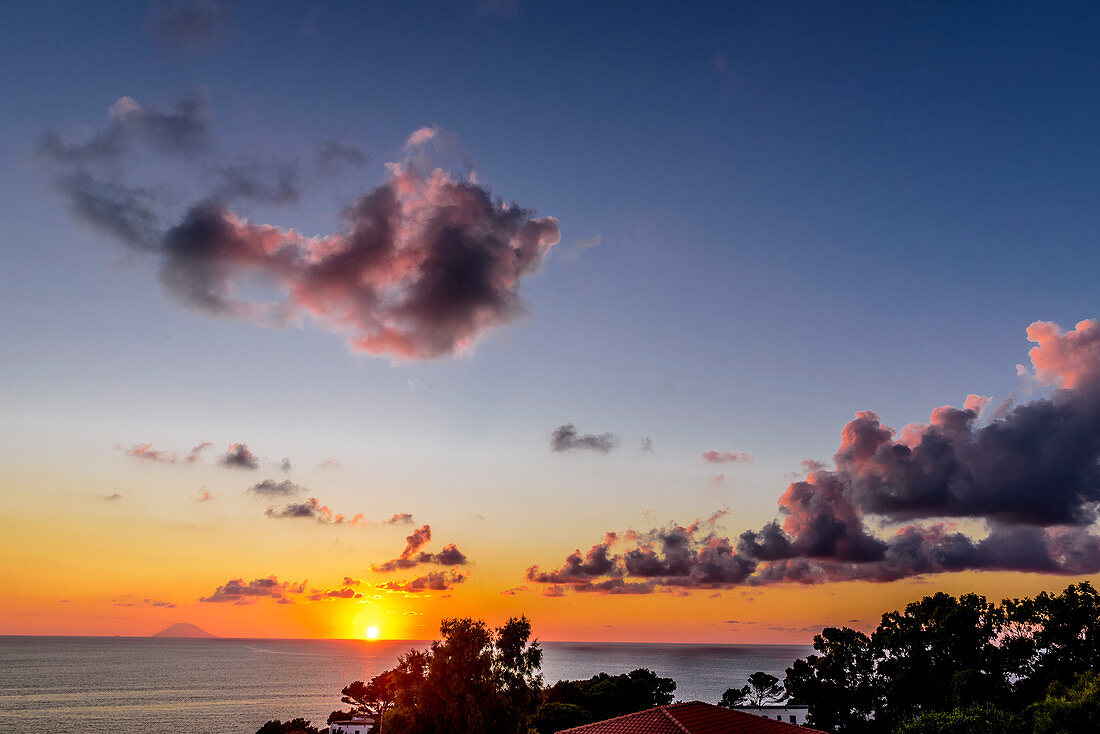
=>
[701,450,754,464]
[114,596,176,608]
[200,576,305,604]
[104,493,123,501]
[378,570,467,593]
[318,458,342,469]
[385,512,415,525]
[278,457,292,473]
[147,0,227,51]
[219,443,260,470]
[247,479,304,498]
[314,139,368,176]
[551,424,619,454]
[194,490,214,502]
[405,126,437,149]
[640,436,655,454]
[711,474,725,486]
[120,443,177,464]
[500,585,528,596]
[712,53,729,73]
[265,497,367,526]
[562,234,601,261]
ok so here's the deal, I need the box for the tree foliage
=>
[784,583,1100,733]
[329,669,399,723]
[719,671,788,708]
[539,668,676,724]
[1027,671,1100,734]
[363,616,543,734]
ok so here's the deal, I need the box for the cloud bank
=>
[199,576,306,604]
[528,320,1100,594]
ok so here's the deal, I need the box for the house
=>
[730,705,810,727]
[557,701,822,733]
[328,713,378,734]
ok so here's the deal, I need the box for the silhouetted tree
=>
[541,668,675,722]
[329,669,399,723]
[785,627,878,733]
[529,702,592,733]
[719,671,787,707]
[785,583,1100,733]
[378,616,543,734]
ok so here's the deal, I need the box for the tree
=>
[331,669,399,722]
[377,616,543,734]
[895,704,1022,734]
[784,627,878,733]
[1027,671,1100,734]
[255,719,322,734]
[719,671,787,708]
[530,702,592,733]
[871,592,1007,727]
[1002,582,1100,702]
[541,668,676,722]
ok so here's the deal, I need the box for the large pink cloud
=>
[40,93,560,360]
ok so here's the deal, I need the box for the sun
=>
[365,625,380,640]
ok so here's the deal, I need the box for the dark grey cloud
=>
[527,321,1100,593]
[209,157,301,205]
[371,525,469,572]
[147,0,228,50]
[219,443,259,470]
[247,479,304,497]
[199,576,305,604]
[314,139,369,176]
[551,424,619,454]
[38,90,211,164]
[378,570,466,592]
[53,173,161,250]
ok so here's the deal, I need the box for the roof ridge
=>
[554,704,667,734]
[660,705,692,733]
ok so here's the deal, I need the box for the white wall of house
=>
[732,705,810,726]
[329,721,374,734]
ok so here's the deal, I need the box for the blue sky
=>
[2,1,1100,638]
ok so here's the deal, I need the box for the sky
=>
[1,0,1100,643]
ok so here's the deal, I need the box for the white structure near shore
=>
[328,713,377,734]
[731,705,810,726]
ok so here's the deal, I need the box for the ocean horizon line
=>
[0,633,810,647]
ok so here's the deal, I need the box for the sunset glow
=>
[1,1,1099,655]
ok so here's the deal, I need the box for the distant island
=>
[151,622,217,638]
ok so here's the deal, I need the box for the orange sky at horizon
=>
[3,481,1096,644]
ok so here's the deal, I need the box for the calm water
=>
[0,637,810,733]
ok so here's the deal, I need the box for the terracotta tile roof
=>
[556,702,821,734]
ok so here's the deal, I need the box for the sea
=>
[0,637,811,733]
